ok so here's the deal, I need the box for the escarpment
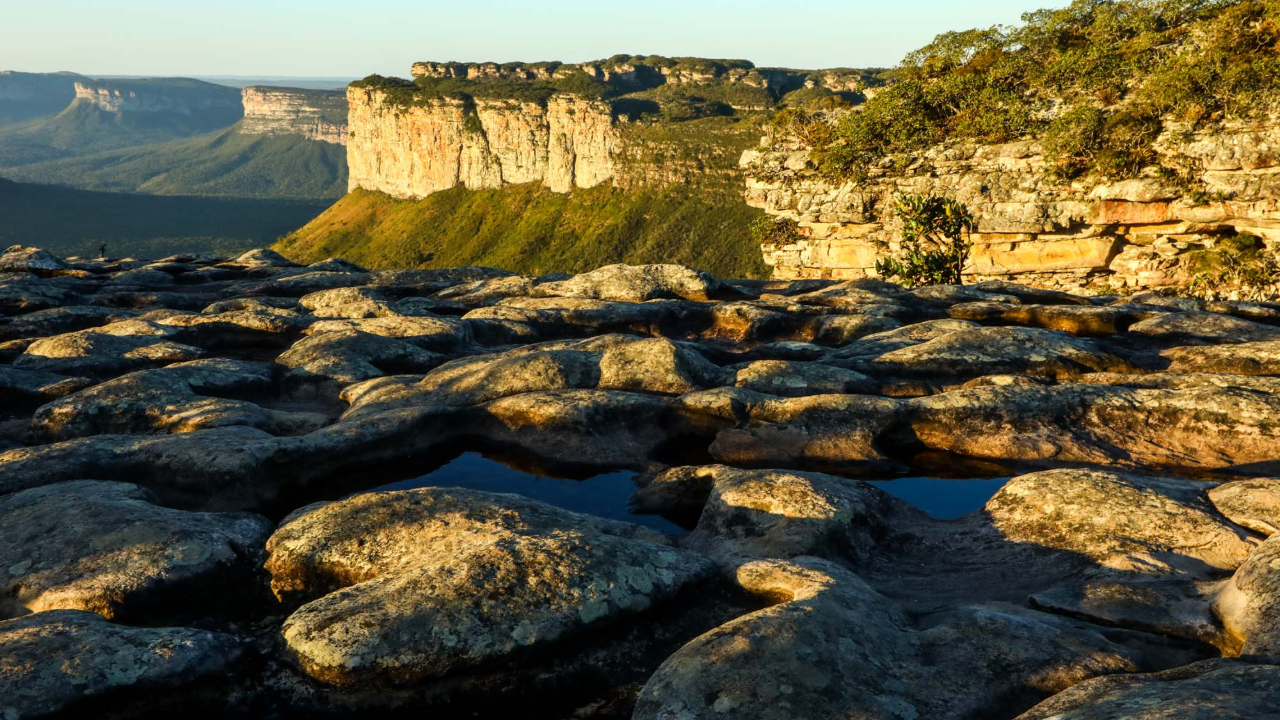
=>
[344,57,877,200]
[347,89,615,196]
[240,86,348,145]
[72,78,242,115]
[743,123,1280,295]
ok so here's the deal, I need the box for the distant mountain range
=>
[0,73,348,200]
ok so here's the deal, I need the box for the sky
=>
[0,0,1067,78]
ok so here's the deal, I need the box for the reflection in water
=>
[368,452,686,535]
[870,477,1011,520]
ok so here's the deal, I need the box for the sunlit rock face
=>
[745,121,1280,295]
[346,88,616,198]
[239,86,348,145]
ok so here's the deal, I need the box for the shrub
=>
[749,216,804,247]
[875,194,975,287]
[798,0,1280,183]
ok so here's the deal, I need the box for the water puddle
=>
[870,477,1011,520]
[368,451,686,535]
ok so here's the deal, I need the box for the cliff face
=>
[240,87,347,145]
[73,80,241,115]
[347,88,616,197]
[743,120,1280,293]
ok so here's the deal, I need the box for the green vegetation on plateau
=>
[0,177,328,258]
[275,184,769,279]
[3,123,347,199]
[791,0,1280,182]
[0,77,243,167]
[0,72,88,126]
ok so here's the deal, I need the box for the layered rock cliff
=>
[743,120,1280,294]
[73,79,242,115]
[346,58,876,200]
[240,87,347,145]
[347,89,614,197]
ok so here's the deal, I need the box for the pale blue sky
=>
[1,0,1066,78]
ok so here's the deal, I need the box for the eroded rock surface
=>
[0,249,1276,717]
[266,488,713,686]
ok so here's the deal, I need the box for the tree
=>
[874,193,975,287]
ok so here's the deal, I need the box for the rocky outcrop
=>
[239,86,347,145]
[346,88,616,197]
[5,248,1280,716]
[744,120,1280,294]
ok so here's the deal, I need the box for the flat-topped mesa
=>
[239,87,348,146]
[346,86,615,198]
[743,120,1280,294]
[347,57,876,201]
[72,78,242,115]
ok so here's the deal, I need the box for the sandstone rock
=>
[806,313,901,345]
[277,329,445,397]
[1014,659,1280,720]
[0,305,133,341]
[306,315,473,353]
[343,336,722,418]
[32,359,323,440]
[821,318,979,365]
[729,359,877,397]
[0,245,69,275]
[267,487,712,686]
[635,557,1148,720]
[948,301,1163,336]
[1217,531,1280,658]
[537,263,730,302]
[1129,311,1280,345]
[1209,479,1280,536]
[865,326,1139,381]
[0,480,270,619]
[13,320,206,376]
[1164,339,1280,374]
[706,393,903,473]
[479,389,675,470]
[227,248,297,268]
[464,296,704,338]
[906,384,1280,475]
[0,365,90,406]
[987,469,1255,571]
[0,610,240,719]
[635,465,916,562]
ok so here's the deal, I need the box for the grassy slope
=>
[275,184,769,279]
[0,177,328,258]
[0,96,242,167]
[3,123,347,199]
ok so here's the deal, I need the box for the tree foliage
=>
[875,194,976,287]
[806,0,1280,182]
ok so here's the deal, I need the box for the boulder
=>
[1164,339,1280,374]
[1128,311,1280,345]
[32,359,324,440]
[0,246,69,275]
[13,320,205,376]
[635,557,1150,720]
[864,326,1139,381]
[276,329,445,397]
[536,263,729,302]
[266,487,713,686]
[0,610,240,719]
[1209,479,1280,536]
[1015,659,1280,720]
[634,465,918,562]
[0,480,270,619]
